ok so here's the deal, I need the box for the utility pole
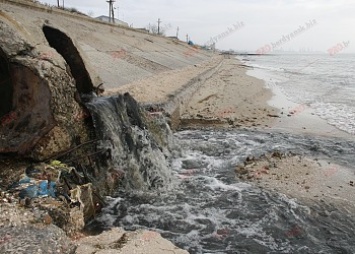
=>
[176,27,179,39]
[111,4,115,23]
[62,0,64,9]
[157,18,161,35]
[107,0,116,23]
[57,0,59,8]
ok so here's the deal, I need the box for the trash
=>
[18,180,56,199]
[50,160,66,167]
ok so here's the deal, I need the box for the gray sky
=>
[41,0,355,53]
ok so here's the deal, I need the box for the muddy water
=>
[89,129,355,254]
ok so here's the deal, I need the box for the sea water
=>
[241,54,355,135]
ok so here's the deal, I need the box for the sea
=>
[244,53,355,135]
[88,54,355,254]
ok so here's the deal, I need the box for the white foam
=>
[203,176,244,192]
[313,102,355,135]
[246,63,354,137]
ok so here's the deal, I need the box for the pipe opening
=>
[0,49,13,119]
[42,26,94,94]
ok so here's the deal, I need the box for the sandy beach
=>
[235,152,355,213]
[179,56,279,128]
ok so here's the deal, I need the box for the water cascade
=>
[86,93,172,190]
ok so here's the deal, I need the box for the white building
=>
[95,16,128,27]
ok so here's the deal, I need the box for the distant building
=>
[95,16,128,26]
[136,28,150,33]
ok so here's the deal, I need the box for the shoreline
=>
[115,53,353,139]
[144,55,354,216]
[246,67,353,139]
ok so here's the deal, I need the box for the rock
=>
[30,126,72,161]
[0,202,75,253]
[235,165,248,175]
[0,225,75,254]
[75,228,189,254]
[42,200,85,236]
[267,114,279,118]
[271,151,283,159]
[245,162,256,168]
[70,183,97,222]
[43,214,52,224]
[245,156,255,164]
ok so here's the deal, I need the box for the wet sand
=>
[179,56,279,128]
[235,152,355,213]
[248,68,352,139]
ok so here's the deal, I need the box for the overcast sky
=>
[40,0,354,53]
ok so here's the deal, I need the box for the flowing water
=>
[87,54,355,253]
[86,95,172,189]
[88,129,355,254]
